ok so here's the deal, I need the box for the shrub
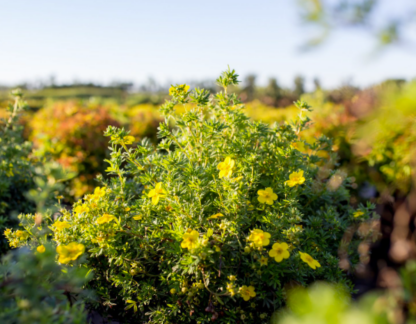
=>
[8,69,368,323]
[0,90,38,253]
[28,100,121,200]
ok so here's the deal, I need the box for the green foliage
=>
[0,90,37,253]
[0,245,91,324]
[9,69,366,323]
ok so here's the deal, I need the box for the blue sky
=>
[1,0,415,89]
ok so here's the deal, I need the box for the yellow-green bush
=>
[352,82,416,194]
[243,100,298,125]
[9,69,370,323]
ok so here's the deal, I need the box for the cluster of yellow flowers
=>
[7,186,114,264]
[3,228,29,248]
[247,229,321,269]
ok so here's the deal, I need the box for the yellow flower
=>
[36,245,46,253]
[170,288,176,295]
[257,187,278,205]
[208,213,224,220]
[353,210,364,218]
[94,186,106,198]
[133,214,143,220]
[259,256,268,266]
[52,221,70,231]
[148,182,166,205]
[74,204,90,216]
[248,229,271,247]
[214,246,221,252]
[285,170,306,187]
[96,213,117,225]
[125,207,131,212]
[181,230,199,250]
[228,275,237,281]
[299,251,321,269]
[239,285,256,301]
[4,228,12,236]
[123,135,135,145]
[169,84,190,96]
[291,141,305,151]
[56,242,85,264]
[217,157,235,178]
[269,242,290,262]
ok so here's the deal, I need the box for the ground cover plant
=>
[6,68,372,323]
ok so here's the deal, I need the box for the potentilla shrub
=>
[8,69,370,324]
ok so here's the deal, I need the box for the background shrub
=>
[28,100,121,200]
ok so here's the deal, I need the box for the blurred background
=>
[1,1,416,322]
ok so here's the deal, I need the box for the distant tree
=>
[263,78,282,106]
[313,78,322,91]
[240,74,257,102]
[294,75,305,98]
